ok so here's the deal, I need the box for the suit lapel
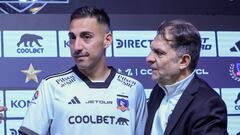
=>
[145,84,165,135]
[164,76,200,135]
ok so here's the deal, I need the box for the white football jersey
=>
[19,66,147,135]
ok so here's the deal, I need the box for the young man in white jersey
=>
[19,6,147,135]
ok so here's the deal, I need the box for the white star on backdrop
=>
[21,63,42,83]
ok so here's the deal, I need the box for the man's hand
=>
[0,106,7,124]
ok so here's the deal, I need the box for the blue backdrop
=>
[0,14,239,135]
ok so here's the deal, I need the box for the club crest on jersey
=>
[116,98,129,112]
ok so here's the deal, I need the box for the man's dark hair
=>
[157,19,201,71]
[70,6,110,30]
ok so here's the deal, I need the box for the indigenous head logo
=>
[117,98,129,112]
[229,63,240,82]
[0,0,69,14]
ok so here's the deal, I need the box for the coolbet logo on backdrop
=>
[3,31,57,57]
[221,88,240,114]
[217,31,240,57]
[235,92,240,104]
[199,31,217,57]
[235,92,240,111]
[58,31,112,57]
[0,0,69,14]
[113,31,156,57]
[229,63,240,82]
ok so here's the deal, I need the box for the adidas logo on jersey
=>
[68,96,81,104]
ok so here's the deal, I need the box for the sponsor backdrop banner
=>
[0,13,240,135]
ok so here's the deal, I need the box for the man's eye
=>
[82,34,93,40]
[154,50,165,57]
[157,52,164,56]
[68,32,76,40]
[84,35,92,39]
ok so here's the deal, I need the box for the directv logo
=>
[115,39,151,48]
[230,41,240,52]
[113,31,156,57]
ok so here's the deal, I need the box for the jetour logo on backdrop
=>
[0,0,69,14]
[3,31,57,57]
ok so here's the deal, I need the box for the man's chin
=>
[151,76,158,82]
[76,63,89,70]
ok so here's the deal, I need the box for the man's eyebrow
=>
[80,31,94,35]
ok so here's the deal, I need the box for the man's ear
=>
[179,54,191,70]
[104,32,112,48]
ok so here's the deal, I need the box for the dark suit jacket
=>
[145,75,228,135]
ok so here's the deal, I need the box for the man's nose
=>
[72,38,83,50]
[146,52,155,65]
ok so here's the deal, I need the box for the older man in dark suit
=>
[144,19,228,135]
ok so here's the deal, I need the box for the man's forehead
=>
[70,18,109,34]
[151,34,173,48]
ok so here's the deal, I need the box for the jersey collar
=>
[72,65,116,88]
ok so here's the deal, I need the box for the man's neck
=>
[159,69,193,86]
[78,65,111,82]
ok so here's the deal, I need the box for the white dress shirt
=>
[151,71,195,135]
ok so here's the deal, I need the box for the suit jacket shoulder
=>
[145,75,228,135]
